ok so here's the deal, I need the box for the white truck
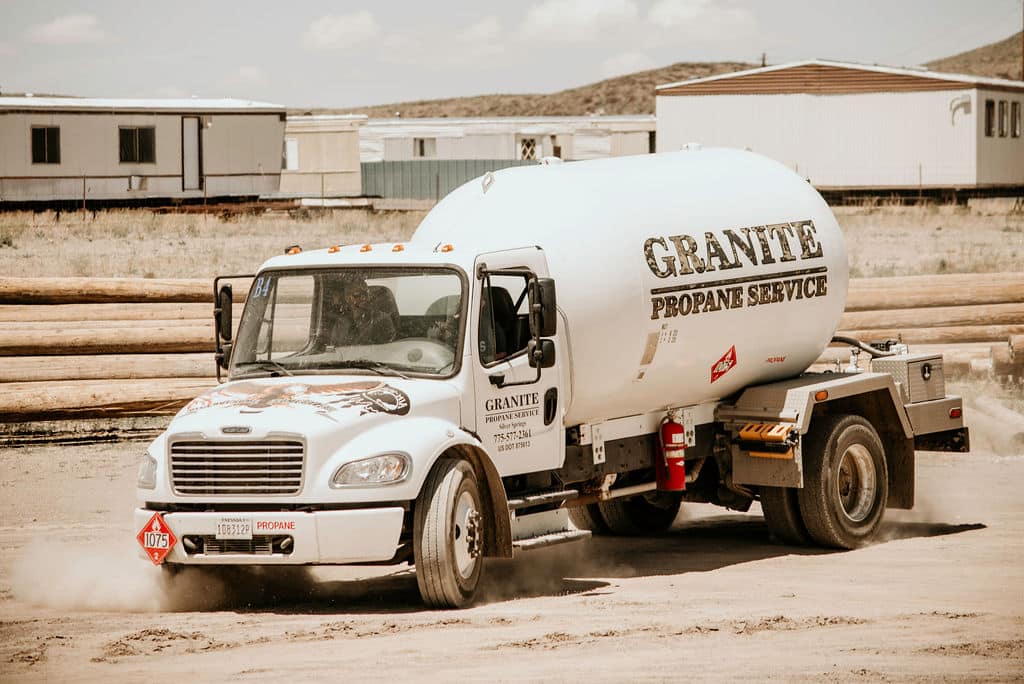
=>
[135,148,969,608]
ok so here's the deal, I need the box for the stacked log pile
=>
[819,272,1024,379]
[0,277,246,422]
[0,272,1021,424]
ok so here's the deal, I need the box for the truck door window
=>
[479,273,530,366]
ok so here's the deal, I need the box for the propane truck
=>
[134,147,969,608]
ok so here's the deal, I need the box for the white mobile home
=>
[280,115,366,197]
[0,97,286,203]
[656,60,1024,190]
[359,116,656,163]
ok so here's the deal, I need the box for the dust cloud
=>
[11,538,319,613]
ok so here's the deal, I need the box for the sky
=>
[1,0,1021,109]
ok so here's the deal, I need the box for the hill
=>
[302,32,1023,119]
[302,62,753,118]
[925,31,1022,81]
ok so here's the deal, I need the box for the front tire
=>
[798,414,888,549]
[414,459,484,608]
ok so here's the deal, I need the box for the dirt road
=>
[1,393,1022,682]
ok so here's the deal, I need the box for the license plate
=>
[216,516,252,540]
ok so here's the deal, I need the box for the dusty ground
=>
[0,387,1021,682]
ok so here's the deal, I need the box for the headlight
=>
[331,453,411,487]
[137,452,158,489]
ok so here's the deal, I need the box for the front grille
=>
[200,536,274,555]
[170,440,304,495]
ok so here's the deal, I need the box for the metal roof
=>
[0,96,286,113]
[656,59,1024,94]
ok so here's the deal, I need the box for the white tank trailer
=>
[414,147,849,425]
[135,148,970,609]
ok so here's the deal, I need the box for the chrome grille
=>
[169,440,304,495]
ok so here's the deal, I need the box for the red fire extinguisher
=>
[657,413,687,491]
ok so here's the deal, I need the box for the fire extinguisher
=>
[657,412,687,491]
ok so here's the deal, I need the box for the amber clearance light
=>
[327,245,342,254]
[441,244,454,253]
[392,244,404,252]
[814,390,829,402]
[360,244,373,252]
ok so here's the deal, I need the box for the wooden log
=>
[0,378,217,422]
[846,273,1024,311]
[0,303,214,322]
[0,353,215,383]
[840,302,1024,331]
[0,277,250,305]
[1010,334,1024,361]
[0,326,214,356]
[836,324,1024,345]
[0,319,218,332]
[816,343,990,368]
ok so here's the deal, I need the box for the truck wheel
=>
[597,492,681,535]
[760,487,811,545]
[414,458,484,609]
[567,504,610,534]
[798,415,888,549]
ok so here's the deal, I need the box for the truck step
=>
[512,528,591,552]
[507,489,579,510]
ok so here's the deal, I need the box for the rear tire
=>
[597,492,681,535]
[798,414,888,549]
[760,486,811,545]
[414,459,484,608]
[567,504,610,534]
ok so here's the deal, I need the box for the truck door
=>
[472,249,563,476]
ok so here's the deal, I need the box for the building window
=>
[119,126,156,163]
[413,137,436,158]
[284,138,299,171]
[31,126,61,164]
[518,137,537,160]
[998,100,1008,137]
[1013,101,1021,138]
[984,99,995,137]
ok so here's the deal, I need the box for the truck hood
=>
[167,375,461,442]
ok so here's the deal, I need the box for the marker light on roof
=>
[392,244,404,252]
[286,245,302,255]
[360,244,373,252]
[441,244,454,253]
[328,245,341,254]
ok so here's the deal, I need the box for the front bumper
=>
[134,507,405,565]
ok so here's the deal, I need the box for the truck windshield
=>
[229,267,465,379]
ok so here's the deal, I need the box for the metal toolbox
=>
[871,353,945,404]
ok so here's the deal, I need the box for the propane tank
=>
[657,414,688,491]
[413,147,849,426]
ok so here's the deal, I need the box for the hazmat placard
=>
[136,512,177,565]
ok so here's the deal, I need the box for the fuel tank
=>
[412,147,848,426]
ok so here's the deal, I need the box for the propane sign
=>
[137,512,177,565]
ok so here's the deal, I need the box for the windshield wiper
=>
[334,359,409,379]
[234,360,294,377]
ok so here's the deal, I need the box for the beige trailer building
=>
[656,60,1024,191]
[280,115,366,197]
[0,97,286,203]
[360,116,656,163]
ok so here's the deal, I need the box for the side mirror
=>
[529,278,557,338]
[215,284,233,342]
[527,338,556,369]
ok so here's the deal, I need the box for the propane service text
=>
[643,221,829,320]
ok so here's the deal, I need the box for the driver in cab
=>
[326,275,396,346]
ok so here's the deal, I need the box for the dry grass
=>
[0,201,1020,279]
[837,201,1024,278]
[0,208,425,279]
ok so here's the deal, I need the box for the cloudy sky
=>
[1,0,1020,108]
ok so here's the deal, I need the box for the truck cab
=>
[136,242,570,607]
